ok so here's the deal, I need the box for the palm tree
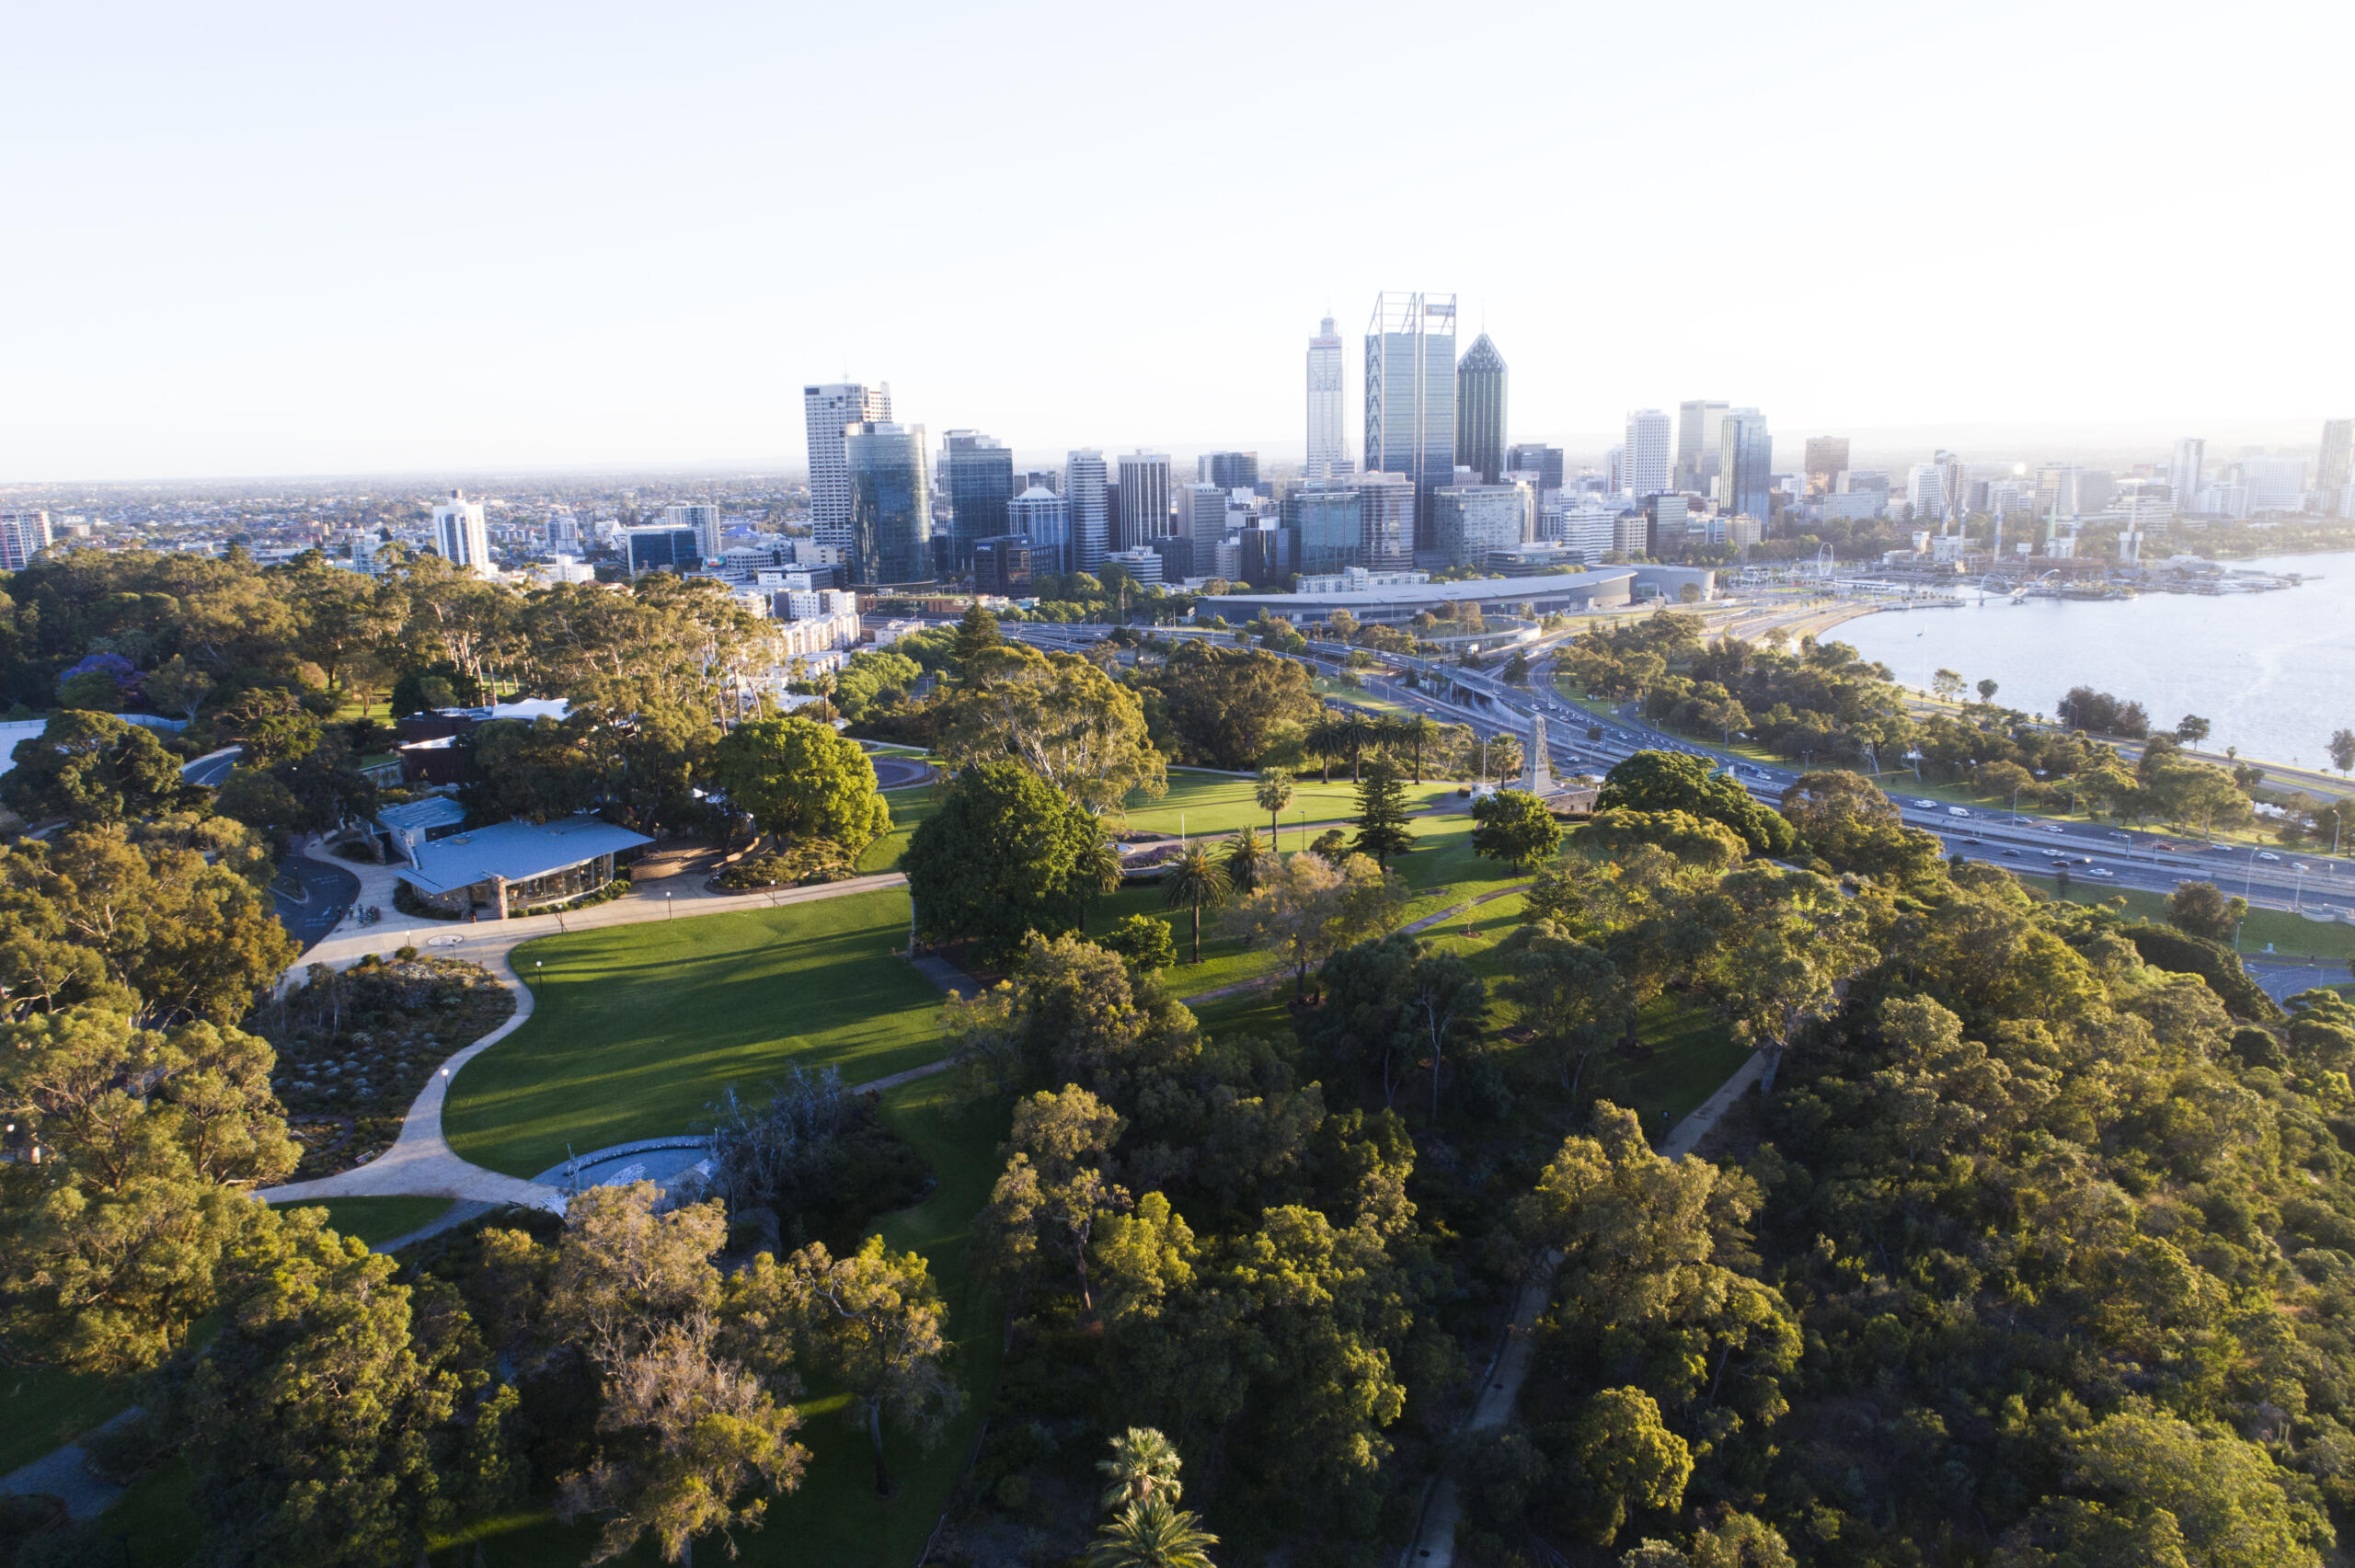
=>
[1086,1495,1219,1568]
[1224,827,1273,896]
[1161,845,1230,965]
[1401,715,1441,784]
[1336,709,1374,783]
[1096,1426,1185,1510]
[1304,711,1344,784]
[1253,767,1294,843]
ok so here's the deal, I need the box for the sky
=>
[4,0,2349,482]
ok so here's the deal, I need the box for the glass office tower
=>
[1454,334,1509,485]
[1006,485,1072,575]
[1353,472,1417,571]
[1286,480,1365,575]
[1718,408,1773,526]
[940,430,1013,573]
[1364,292,1456,550]
[846,421,934,585]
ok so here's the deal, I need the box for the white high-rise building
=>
[1116,452,1172,552]
[662,503,722,563]
[803,383,891,551]
[0,509,52,570]
[547,509,582,553]
[1306,315,1349,478]
[1178,481,1228,542]
[2170,438,2204,509]
[431,489,492,573]
[1064,450,1110,573]
[1622,410,1673,497]
[1906,463,1948,522]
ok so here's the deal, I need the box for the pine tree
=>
[1351,754,1414,866]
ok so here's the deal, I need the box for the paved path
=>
[1397,1047,1765,1566]
[0,1406,144,1522]
[272,853,362,953]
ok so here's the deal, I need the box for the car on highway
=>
[2259,851,2282,862]
[2087,867,2114,877]
[2108,832,2131,842]
[1913,799,1937,809]
[2001,848,2019,857]
[2046,825,2067,835]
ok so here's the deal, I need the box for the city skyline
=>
[5,2,2348,481]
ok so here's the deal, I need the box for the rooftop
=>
[397,815,652,895]
[1212,567,1634,611]
[376,795,467,833]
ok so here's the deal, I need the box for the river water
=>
[1825,551,2355,769]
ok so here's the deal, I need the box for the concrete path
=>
[0,1405,144,1522]
[260,944,564,1210]
[1396,1048,1766,1566]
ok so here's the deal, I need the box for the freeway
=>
[1003,621,2352,934]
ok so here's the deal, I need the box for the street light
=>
[665,891,674,920]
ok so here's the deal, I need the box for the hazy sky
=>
[5,0,2348,481]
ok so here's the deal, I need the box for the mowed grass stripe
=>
[442,888,941,1179]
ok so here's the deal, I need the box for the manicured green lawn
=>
[859,768,1466,876]
[429,890,1005,1568]
[280,1196,456,1247]
[0,1365,123,1473]
[2034,878,2355,963]
[443,889,942,1178]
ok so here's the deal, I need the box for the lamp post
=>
[665,891,674,920]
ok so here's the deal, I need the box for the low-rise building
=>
[394,816,653,919]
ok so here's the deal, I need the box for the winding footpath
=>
[1397,1047,1766,1568]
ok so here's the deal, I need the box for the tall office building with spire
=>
[1306,315,1350,478]
[1364,292,1456,550]
[803,382,892,551]
[1454,334,1509,485]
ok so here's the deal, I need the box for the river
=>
[1825,551,2355,769]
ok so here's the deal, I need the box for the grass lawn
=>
[858,769,1467,876]
[0,1365,124,1473]
[429,891,1004,1568]
[1313,676,1411,715]
[2032,877,2355,963]
[280,1195,456,1247]
[443,888,942,1178]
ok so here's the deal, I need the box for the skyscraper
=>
[803,383,891,551]
[1454,334,1509,485]
[1200,452,1259,491]
[1803,436,1850,496]
[0,509,52,571]
[844,421,932,585]
[1178,481,1228,544]
[1675,400,1729,492]
[1064,450,1110,573]
[431,488,492,573]
[1306,315,1349,478]
[661,503,721,562]
[1364,292,1457,549]
[939,430,1014,574]
[1431,485,1533,567]
[1116,452,1173,552]
[1006,486,1072,575]
[1623,410,1673,497]
[1353,474,1417,572]
[1718,409,1772,524]
[2319,421,2354,515]
[2171,437,2205,509]
[1286,481,1365,575]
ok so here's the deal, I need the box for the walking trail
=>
[1397,1047,1765,1567]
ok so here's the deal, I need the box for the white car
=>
[1913,799,1937,809]
[2087,866,2113,877]
[2046,825,2067,835]
[2259,851,2281,862]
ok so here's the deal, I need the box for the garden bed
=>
[258,956,516,1176]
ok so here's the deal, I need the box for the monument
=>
[1521,711,1555,795]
